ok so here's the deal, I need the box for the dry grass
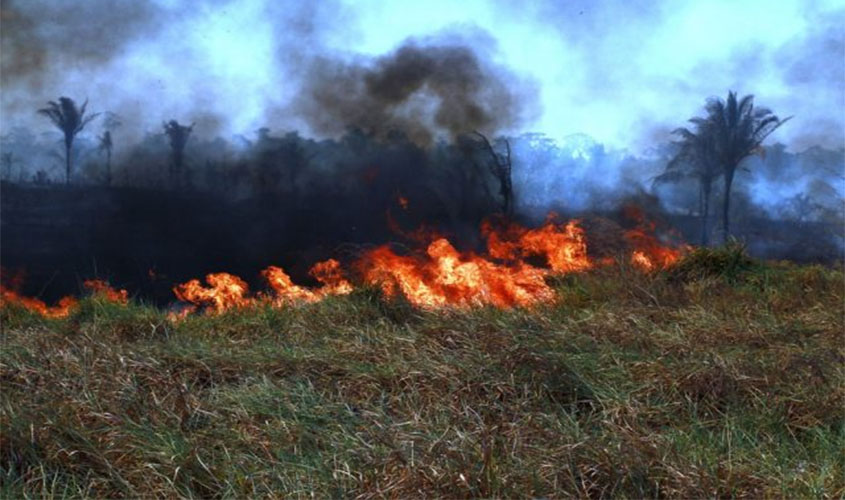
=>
[1,250,843,498]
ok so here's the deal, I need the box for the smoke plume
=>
[295,37,536,144]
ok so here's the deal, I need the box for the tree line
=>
[25,91,800,246]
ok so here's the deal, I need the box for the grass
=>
[1,250,843,498]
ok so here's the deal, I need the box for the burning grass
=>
[1,252,842,498]
[1,214,683,318]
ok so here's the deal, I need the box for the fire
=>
[631,250,655,271]
[627,232,684,271]
[0,286,77,318]
[622,205,687,271]
[262,266,319,304]
[359,215,590,309]
[397,195,409,210]
[3,210,689,317]
[484,216,591,273]
[173,259,354,315]
[0,279,127,318]
[309,259,354,296]
[83,279,129,304]
[262,259,352,305]
[360,238,555,308]
[172,272,252,314]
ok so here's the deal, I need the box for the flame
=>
[622,205,687,271]
[630,250,655,271]
[262,266,319,304]
[359,238,555,308]
[3,211,689,317]
[172,272,253,314]
[309,258,354,296]
[0,286,77,318]
[484,216,591,273]
[83,279,129,304]
[0,279,125,317]
[626,232,684,271]
[263,259,353,306]
[397,195,409,210]
[359,215,590,309]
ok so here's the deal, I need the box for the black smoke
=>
[294,37,536,144]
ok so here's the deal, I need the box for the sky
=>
[1,0,843,152]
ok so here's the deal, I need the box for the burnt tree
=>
[472,131,513,218]
[163,120,194,188]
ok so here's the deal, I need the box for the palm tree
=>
[37,97,99,184]
[694,91,790,241]
[99,112,122,186]
[655,122,722,245]
[163,120,194,187]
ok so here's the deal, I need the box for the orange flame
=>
[309,258,354,296]
[484,216,591,273]
[83,279,129,304]
[0,286,77,318]
[263,258,354,306]
[622,206,687,271]
[357,216,590,309]
[172,272,253,314]
[3,211,689,318]
[359,238,555,308]
[0,279,126,318]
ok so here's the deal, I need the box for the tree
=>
[1,152,15,181]
[163,120,194,188]
[37,97,100,184]
[471,131,514,218]
[655,122,722,245]
[99,111,122,186]
[687,91,790,241]
[98,131,113,185]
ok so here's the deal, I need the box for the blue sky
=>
[2,0,843,151]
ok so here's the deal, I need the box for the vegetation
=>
[98,131,113,186]
[655,119,722,245]
[163,120,195,188]
[660,92,791,243]
[2,252,842,498]
[37,97,100,185]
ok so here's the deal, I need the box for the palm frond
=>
[737,94,755,116]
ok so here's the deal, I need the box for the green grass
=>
[1,252,843,498]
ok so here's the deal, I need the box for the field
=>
[1,248,843,498]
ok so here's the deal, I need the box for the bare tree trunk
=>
[722,167,735,243]
[171,151,182,189]
[472,132,513,219]
[106,149,112,186]
[65,139,72,185]
[701,181,711,246]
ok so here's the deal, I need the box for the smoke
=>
[0,0,353,141]
[1,0,535,146]
[294,35,536,144]
[0,0,171,131]
[0,0,165,90]
[1,0,843,153]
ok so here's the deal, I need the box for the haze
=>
[2,0,843,152]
